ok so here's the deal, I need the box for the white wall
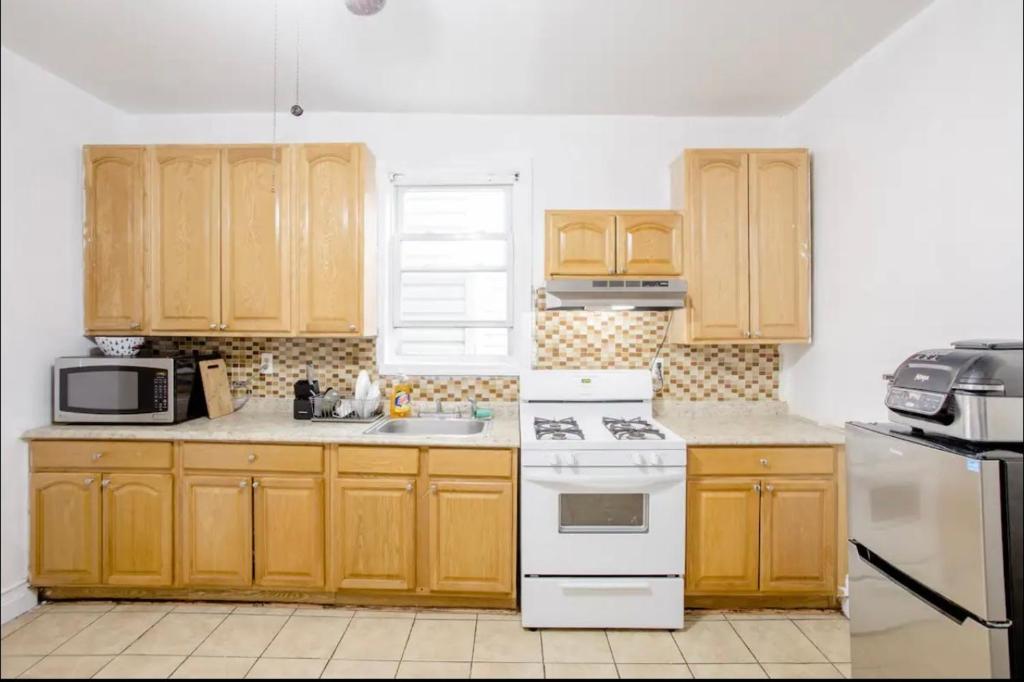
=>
[0,47,127,621]
[779,0,1024,426]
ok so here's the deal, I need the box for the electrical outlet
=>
[260,352,275,375]
[652,357,665,383]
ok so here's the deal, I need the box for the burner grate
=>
[534,417,584,440]
[602,417,666,441]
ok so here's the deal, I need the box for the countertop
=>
[654,401,845,446]
[22,399,522,449]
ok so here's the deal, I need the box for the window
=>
[381,170,529,375]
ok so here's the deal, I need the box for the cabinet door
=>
[181,475,252,587]
[685,151,750,341]
[253,476,325,588]
[221,146,292,333]
[760,478,835,593]
[545,212,617,277]
[149,147,221,332]
[295,144,363,334]
[686,477,760,594]
[428,480,513,594]
[616,212,683,275]
[749,151,811,341]
[84,147,146,333]
[30,473,101,585]
[334,478,416,591]
[102,473,174,586]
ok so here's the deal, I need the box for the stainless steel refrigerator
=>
[846,423,1022,678]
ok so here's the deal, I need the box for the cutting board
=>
[199,359,234,419]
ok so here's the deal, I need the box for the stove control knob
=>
[550,454,563,466]
[650,453,663,466]
[632,453,645,466]
[567,453,578,466]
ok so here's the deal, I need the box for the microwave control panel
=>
[154,370,169,411]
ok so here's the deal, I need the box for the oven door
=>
[521,465,686,576]
[54,361,172,423]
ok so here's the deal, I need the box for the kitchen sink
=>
[364,417,489,436]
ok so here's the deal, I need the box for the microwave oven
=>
[53,355,204,424]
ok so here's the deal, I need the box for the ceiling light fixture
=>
[345,0,386,16]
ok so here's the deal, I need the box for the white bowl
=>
[95,336,145,357]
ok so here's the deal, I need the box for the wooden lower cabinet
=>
[686,478,761,594]
[102,473,174,587]
[30,473,102,585]
[759,478,835,593]
[334,478,417,590]
[181,474,253,587]
[254,477,325,588]
[428,479,514,594]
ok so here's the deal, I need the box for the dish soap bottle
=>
[390,376,413,417]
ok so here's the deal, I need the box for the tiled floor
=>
[0,602,850,679]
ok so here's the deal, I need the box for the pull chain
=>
[291,5,303,117]
[271,0,279,194]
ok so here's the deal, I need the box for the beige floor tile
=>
[125,613,228,656]
[731,621,826,664]
[1,613,104,655]
[39,601,116,613]
[1,611,41,639]
[471,662,545,678]
[333,617,412,661]
[170,602,238,614]
[245,657,327,678]
[762,663,843,678]
[416,609,479,620]
[352,608,417,619]
[94,654,185,678]
[20,655,113,678]
[397,661,471,678]
[606,631,683,664]
[262,616,350,659]
[690,663,767,678]
[835,663,851,678]
[672,620,756,664]
[793,620,850,663]
[402,619,476,662]
[193,614,288,658]
[113,602,177,613]
[616,663,693,678]
[231,605,296,616]
[1,655,42,678]
[53,611,166,655]
[321,659,399,678]
[170,656,255,679]
[473,620,542,663]
[291,605,355,618]
[540,630,613,663]
[543,662,618,678]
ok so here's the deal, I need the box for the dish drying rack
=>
[310,396,383,423]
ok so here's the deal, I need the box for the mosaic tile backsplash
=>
[152,291,779,402]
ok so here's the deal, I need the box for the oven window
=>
[66,370,140,410]
[559,493,648,533]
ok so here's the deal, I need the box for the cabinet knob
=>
[766,484,774,492]
[83,477,95,485]
[753,482,761,493]
[429,484,437,494]
[219,323,228,330]
[129,322,141,330]
[348,324,357,332]
[247,453,257,463]
[101,479,111,488]
[209,323,218,330]
[752,331,762,338]
[252,480,261,488]
[743,330,751,338]
[405,483,414,493]
[239,480,248,488]
[91,452,103,461]
[760,458,769,467]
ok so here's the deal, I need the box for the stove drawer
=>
[522,576,683,629]
[688,447,834,476]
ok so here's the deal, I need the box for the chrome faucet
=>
[467,397,478,419]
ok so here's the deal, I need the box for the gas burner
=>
[603,417,666,440]
[534,417,584,440]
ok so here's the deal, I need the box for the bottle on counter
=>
[390,376,413,417]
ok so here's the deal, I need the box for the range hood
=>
[544,278,687,311]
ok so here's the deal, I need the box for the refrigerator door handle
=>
[850,540,978,626]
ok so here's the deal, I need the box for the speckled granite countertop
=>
[654,400,845,446]
[22,399,521,449]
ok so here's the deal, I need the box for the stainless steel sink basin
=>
[364,417,488,436]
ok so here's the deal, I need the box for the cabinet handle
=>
[247,453,257,463]
[91,452,103,461]
[753,482,761,493]
[101,479,111,488]
[83,477,95,485]
[405,483,414,493]
[239,480,248,488]
[759,458,769,467]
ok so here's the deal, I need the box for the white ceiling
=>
[1,0,931,116]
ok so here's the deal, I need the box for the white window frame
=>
[377,162,532,376]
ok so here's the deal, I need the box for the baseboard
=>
[1,581,38,623]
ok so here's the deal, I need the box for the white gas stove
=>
[519,370,686,629]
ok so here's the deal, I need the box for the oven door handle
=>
[560,581,653,592]
[523,469,685,491]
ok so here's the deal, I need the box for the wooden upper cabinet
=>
[149,147,221,332]
[685,150,751,341]
[84,147,146,333]
[428,479,514,594]
[220,146,291,333]
[102,473,174,587]
[30,473,102,585]
[616,212,683,275]
[759,478,835,593]
[749,152,810,341]
[253,476,325,589]
[295,144,363,334]
[686,477,761,594]
[181,474,252,587]
[546,212,617,277]
[334,477,417,591]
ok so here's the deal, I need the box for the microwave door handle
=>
[523,470,684,491]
